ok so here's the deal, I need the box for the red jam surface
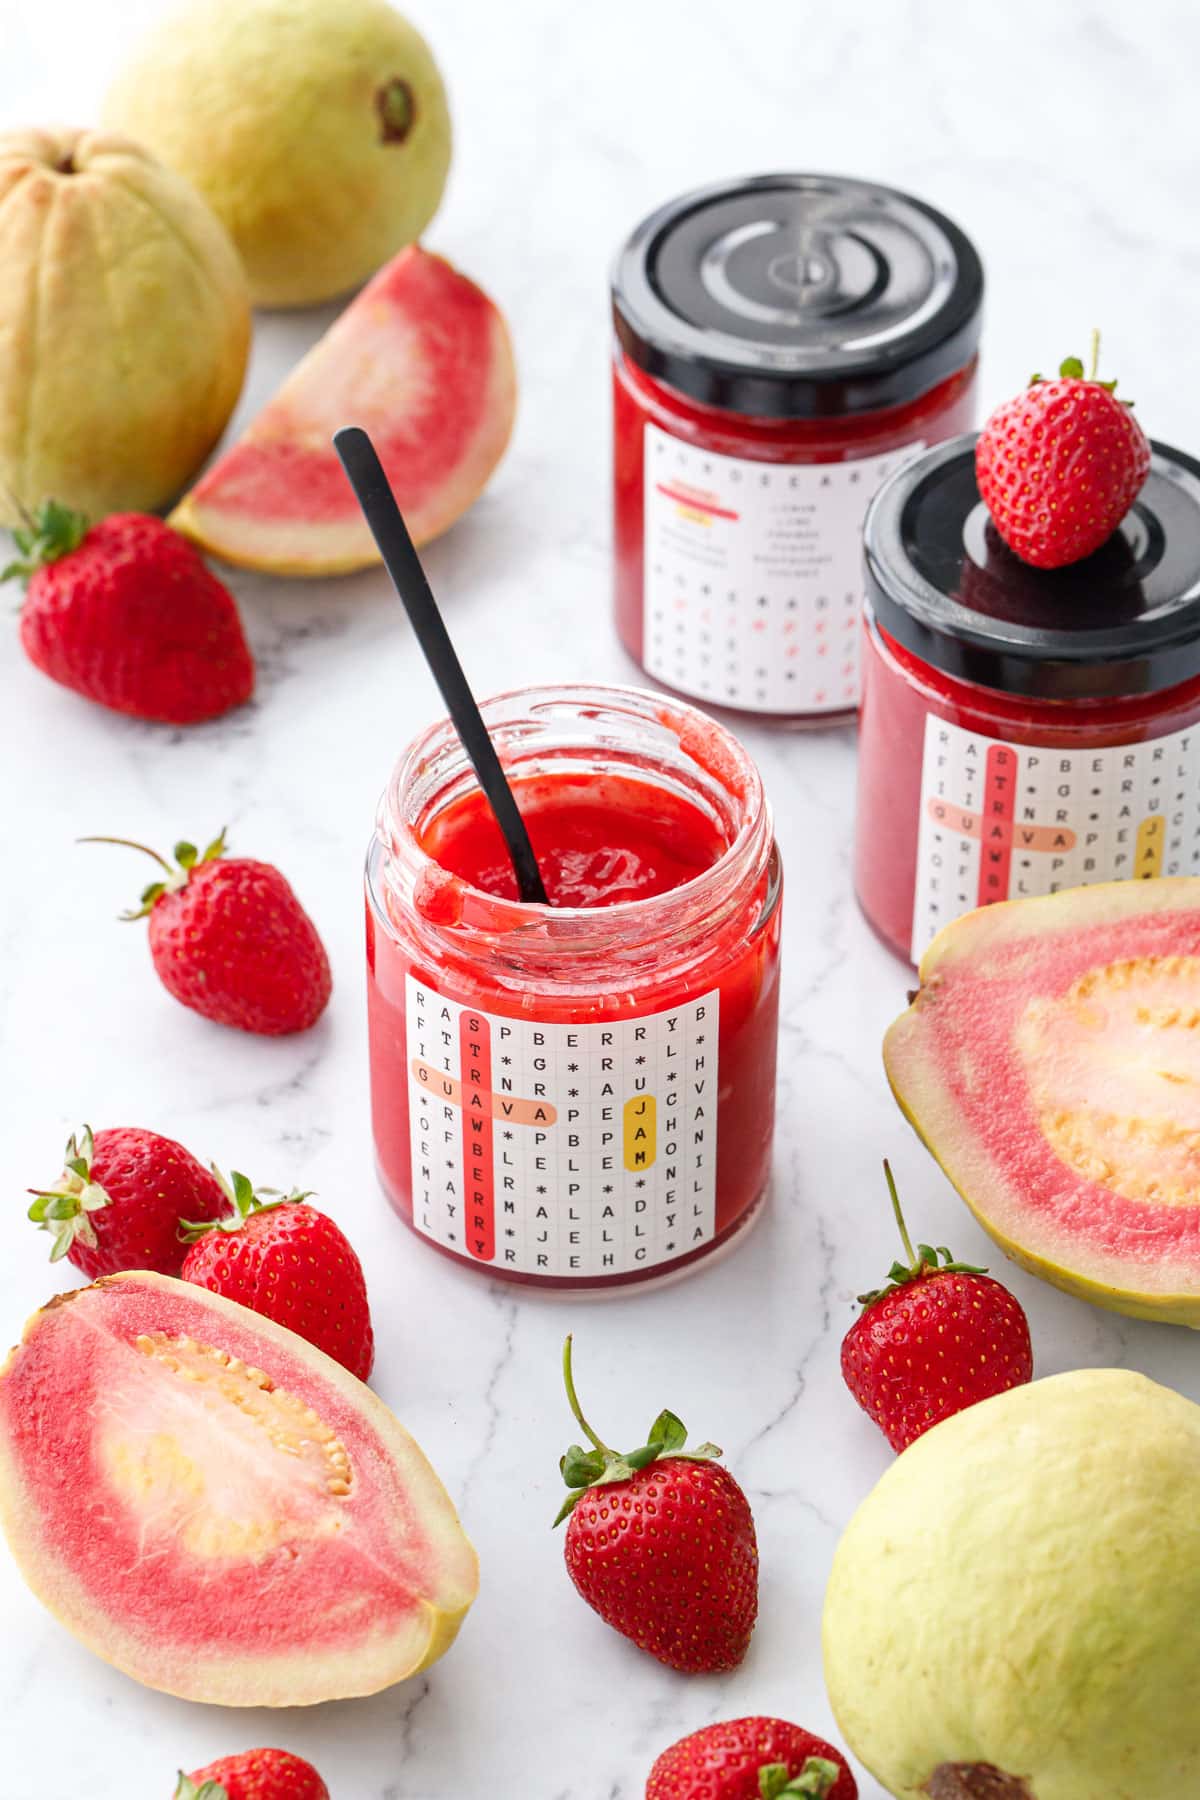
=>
[856,617,1200,963]
[367,768,781,1289]
[422,773,725,907]
[613,353,978,721]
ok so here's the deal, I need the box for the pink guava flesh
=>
[0,1273,477,1704]
[885,880,1200,1324]
[171,246,516,573]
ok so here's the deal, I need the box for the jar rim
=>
[374,682,773,967]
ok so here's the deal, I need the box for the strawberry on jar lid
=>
[975,333,1152,568]
[863,432,1200,699]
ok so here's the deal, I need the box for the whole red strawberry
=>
[8,503,254,722]
[841,1163,1033,1453]
[555,1336,757,1673]
[181,1172,374,1380]
[647,1717,857,1800]
[975,332,1150,569]
[85,830,331,1035]
[175,1748,328,1800]
[26,1124,226,1278]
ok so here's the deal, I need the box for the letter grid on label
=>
[404,975,720,1279]
[642,423,925,714]
[910,714,1200,959]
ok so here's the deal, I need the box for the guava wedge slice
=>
[170,246,516,575]
[884,878,1200,1327]
[0,1272,478,1705]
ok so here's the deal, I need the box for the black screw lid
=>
[864,434,1200,700]
[611,173,983,420]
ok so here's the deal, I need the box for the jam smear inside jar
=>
[366,684,783,1290]
[612,173,983,725]
[855,434,1200,964]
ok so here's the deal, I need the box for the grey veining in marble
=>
[2,1,1197,1795]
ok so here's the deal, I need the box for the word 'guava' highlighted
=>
[885,877,1200,1326]
[171,246,516,576]
[0,1272,477,1704]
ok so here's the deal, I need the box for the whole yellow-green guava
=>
[103,0,452,309]
[0,128,249,524]
[823,1369,1200,1799]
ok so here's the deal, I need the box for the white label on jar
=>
[642,423,925,715]
[910,714,1200,961]
[404,974,720,1279]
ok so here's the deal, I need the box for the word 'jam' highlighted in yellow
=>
[624,1095,656,1172]
[1136,813,1164,879]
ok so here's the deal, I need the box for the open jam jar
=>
[366,684,782,1290]
[613,174,983,725]
[856,434,1200,963]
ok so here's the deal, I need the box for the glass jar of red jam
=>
[856,434,1200,963]
[366,683,782,1290]
[613,173,983,726]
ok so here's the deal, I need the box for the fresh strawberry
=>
[27,1124,226,1278]
[175,1748,328,1800]
[7,502,254,722]
[84,830,331,1035]
[554,1336,757,1673]
[975,332,1150,569]
[841,1162,1033,1453]
[646,1717,857,1800]
[180,1172,374,1380]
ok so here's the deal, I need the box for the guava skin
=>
[822,1370,1200,1799]
[0,128,249,524]
[103,0,452,308]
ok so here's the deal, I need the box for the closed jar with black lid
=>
[855,433,1200,962]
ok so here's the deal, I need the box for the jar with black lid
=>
[612,173,983,724]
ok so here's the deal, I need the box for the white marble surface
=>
[2,2,1198,1795]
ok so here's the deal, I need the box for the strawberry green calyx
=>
[759,1759,843,1800]
[173,1776,228,1800]
[1030,327,1127,400]
[180,1167,312,1243]
[553,1334,721,1526]
[1,498,89,583]
[78,828,228,919]
[856,1161,986,1310]
[27,1126,110,1263]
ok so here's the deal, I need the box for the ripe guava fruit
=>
[0,1272,477,1705]
[884,878,1200,1327]
[103,0,451,309]
[0,129,249,525]
[170,246,516,575]
[823,1369,1200,1800]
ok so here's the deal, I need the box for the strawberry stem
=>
[78,830,228,919]
[562,1334,615,1458]
[1088,327,1101,382]
[883,1159,917,1267]
[759,1759,842,1799]
[857,1163,988,1308]
[77,835,173,874]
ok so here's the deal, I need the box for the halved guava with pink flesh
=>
[885,878,1200,1327]
[170,246,516,575]
[0,1272,477,1704]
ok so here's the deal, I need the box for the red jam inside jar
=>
[856,435,1200,963]
[366,685,782,1290]
[612,174,983,725]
